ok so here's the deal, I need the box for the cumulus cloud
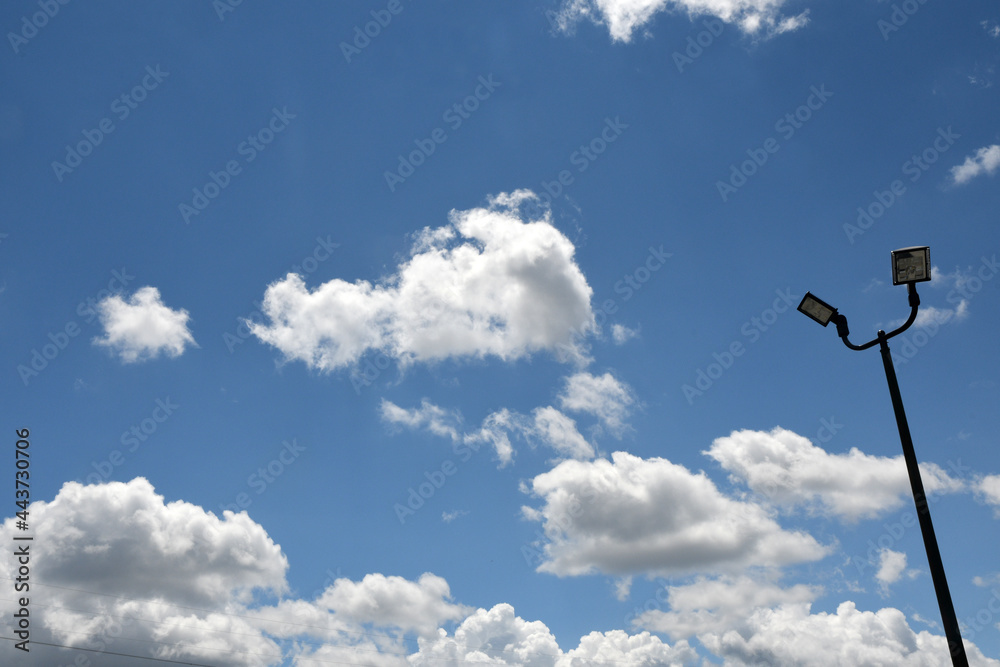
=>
[698,600,1000,666]
[250,191,594,373]
[0,478,288,666]
[5,478,995,665]
[636,575,819,640]
[93,286,196,362]
[951,144,1000,185]
[521,451,829,577]
[552,0,810,42]
[0,479,461,667]
[409,603,697,666]
[558,371,637,437]
[706,427,965,522]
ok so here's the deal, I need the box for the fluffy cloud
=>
[636,575,819,640]
[314,573,470,637]
[553,0,809,42]
[93,286,196,362]
[699,601,1000,666]
[706,427,965,521]
[558,371,637,437]
[951,144,1000,185]
[409,603,697,666]
[1,478,288,666]
[250,191,594,373]
[521,451,829,577]
[6,478,995,665]
[875,548,918,596]
[976,474,1000,516]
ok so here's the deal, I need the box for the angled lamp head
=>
[891,246,931,286]
[798,292,838,327]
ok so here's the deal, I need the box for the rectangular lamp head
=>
[891,246,931,285]
[798,292,837,326]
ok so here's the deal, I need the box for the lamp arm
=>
[836,284,920,351]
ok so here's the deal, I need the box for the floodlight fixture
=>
[891,246,931,286]
[797,292,837,327]
[796,245,969,667]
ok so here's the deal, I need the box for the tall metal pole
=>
[877,330,969,666]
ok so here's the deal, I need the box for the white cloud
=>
[636,575,819,640]
[0,478,288,666]
[611,322,638,344]
[530,405,595,460]
[464,407,519,466]
[698,600,1000,666]
[976,474,1000,516]
[442,509,469,522]
[409,603,698,666]
[706,427,965,522]
[553,0,809,42]
[93,286,196,362]
[951,144,1000,185]
[382,398,596,464]
[7,478,995,666]
[875,548,918,597]
[314,573,470,637]
[250,191,594,373]
[558,371,637,437]
[380,398,462,442]
[521,451,829,577]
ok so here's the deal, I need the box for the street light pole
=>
[797,247,969,666]
[876,328,969,666]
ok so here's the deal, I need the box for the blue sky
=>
[2,1,1000,665]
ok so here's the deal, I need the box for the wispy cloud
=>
[951,144,1000,185]
[553,0,809,42]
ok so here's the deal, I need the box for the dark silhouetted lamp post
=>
[798,246,969,667]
